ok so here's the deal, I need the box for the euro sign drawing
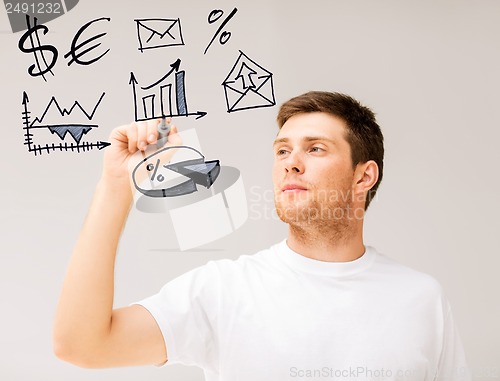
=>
[18,15,58,82]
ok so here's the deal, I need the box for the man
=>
[53,91,471,380]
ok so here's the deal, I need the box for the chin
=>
[275,201,314,225]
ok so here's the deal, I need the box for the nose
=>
[283,151,304,174]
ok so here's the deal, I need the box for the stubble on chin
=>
[274,189,359,242]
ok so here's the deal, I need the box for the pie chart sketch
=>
[132,145,220,198]
[135,164,247,251]
[130,128,248,251]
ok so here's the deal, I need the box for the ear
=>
[353,160,379,197]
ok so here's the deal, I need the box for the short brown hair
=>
[277,91,384,210]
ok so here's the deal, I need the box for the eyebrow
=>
[272,136,337,146]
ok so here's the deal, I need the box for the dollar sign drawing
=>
[18,16,59,82]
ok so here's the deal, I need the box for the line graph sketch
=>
[135,18,185,52]
[129,58,207,121]
[222,50,276,113]
[22,91,110,156]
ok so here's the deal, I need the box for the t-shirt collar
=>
[276,239,377,277]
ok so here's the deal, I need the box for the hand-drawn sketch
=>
[204,7,238,54]
[222,50,276,113]
[129,58,207,121]
[64,17,111,66]
[22,91,110,156]
[132,145,220,198]
[18,15,58,82]
[130,127,248,251]
[135,18,185,52]
[18,15,111,81]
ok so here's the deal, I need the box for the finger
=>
[168,124,182,145]
[108,124,128,144]
[127,122,138,153]
[136,121,149,151]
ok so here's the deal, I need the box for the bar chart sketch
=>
[129,58,207,121]
[21,91,110,156]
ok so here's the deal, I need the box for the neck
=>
[286,219,365,262]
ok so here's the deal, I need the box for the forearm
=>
[53,178,132,361]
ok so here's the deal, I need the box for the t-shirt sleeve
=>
[132,260,221,372]
[435,302,472,381]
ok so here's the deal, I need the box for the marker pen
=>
[157,118,171,148]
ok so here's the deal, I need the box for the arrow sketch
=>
[222,50,276,113]
[165,158,220,189]
[235,62,257,89]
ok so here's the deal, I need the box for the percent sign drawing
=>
[203,7,238,55]
[147,159,165,182]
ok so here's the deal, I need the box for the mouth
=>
[282,184,308,193]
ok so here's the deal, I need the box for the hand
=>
[101,119,182,186]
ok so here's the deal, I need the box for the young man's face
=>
[272,112,357,226]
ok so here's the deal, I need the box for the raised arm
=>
[53,119,179,368]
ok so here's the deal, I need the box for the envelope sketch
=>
[135,18,185,52]
[222,50,276,113]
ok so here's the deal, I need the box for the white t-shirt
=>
[135,240,471,381]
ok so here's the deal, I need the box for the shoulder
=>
[370,247,445,300]
[168,241,282,286]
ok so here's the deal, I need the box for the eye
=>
[274,145,290,156]
[309,146,324,153]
